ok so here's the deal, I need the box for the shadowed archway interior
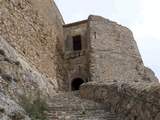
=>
[71,78,84,91]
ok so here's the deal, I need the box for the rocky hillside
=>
[0,92,30,120]
[0,0,159,120]
[0,36,58,119]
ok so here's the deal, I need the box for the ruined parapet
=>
[80,80,160,120]
[88,15,158,82]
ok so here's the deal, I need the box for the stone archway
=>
[71,78,84,91]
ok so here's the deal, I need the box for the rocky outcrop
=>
[0,92,30,120]
[80,80,160,120]
[0,36,57,99]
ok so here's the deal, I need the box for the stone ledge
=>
[80,80,160,120]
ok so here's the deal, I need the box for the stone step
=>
[47,91,122,120]
[47,115,119,120]
[47,110,120,120]
[48,106,107,111]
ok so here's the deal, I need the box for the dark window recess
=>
[71,78,84,91]
[73,35,82,51]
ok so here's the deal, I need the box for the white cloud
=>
[130,0,160,79]
[132,0,160,38]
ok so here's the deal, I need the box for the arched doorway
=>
[71,78,84,91]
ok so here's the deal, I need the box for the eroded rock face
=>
[0,36,57,103]
[0,92,30,120]
[80,80,160,120]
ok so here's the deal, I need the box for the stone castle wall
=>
[0,0,160,119]
[63,21,89,90]
[0,0,64,86]
[0,0,158,91]
[88,15,158,82]
[59,15,158,90]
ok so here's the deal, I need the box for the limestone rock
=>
[80,80,160,120]
[0,92,30,120]
[0,36,57,103]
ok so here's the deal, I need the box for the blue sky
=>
[55,0,160,80]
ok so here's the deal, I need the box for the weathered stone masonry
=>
[62,15,158,90]
[0,0,65,89]
[88,15,156,82]
[1,0,158,91]
[63,20,90,90]
[0,0,160,119]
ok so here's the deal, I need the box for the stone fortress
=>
[0,0,160,120]
[63,16,158,91]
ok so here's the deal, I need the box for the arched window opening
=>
[71,78,84,91]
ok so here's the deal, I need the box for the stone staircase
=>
[47,91,122,120]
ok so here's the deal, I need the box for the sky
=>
[55,0,160,80]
